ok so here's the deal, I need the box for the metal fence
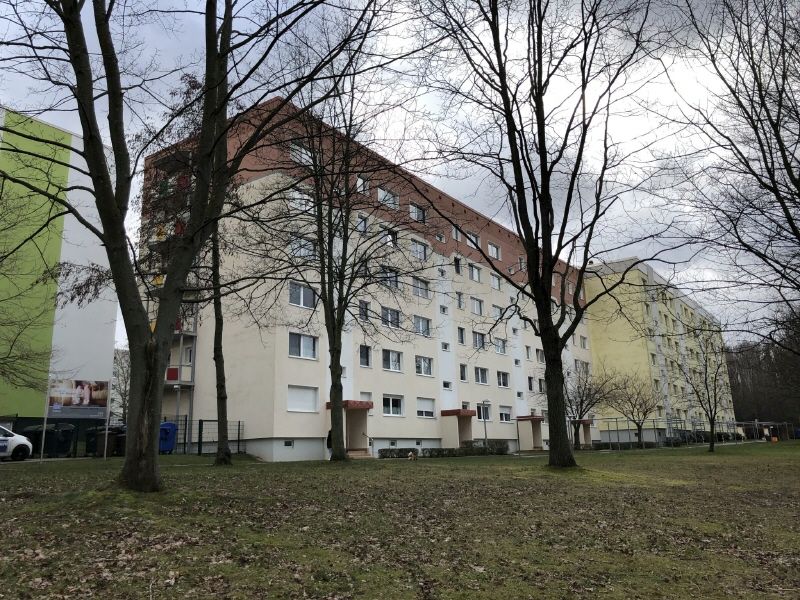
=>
[586,417,796,450]
[160,415,245,455]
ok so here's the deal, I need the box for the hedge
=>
[378,440,509,459]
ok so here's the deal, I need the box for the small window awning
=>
[441,409,477,417]
[517,415,545,422]
[325,400,374,410]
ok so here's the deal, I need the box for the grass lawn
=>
[1,443,799,599]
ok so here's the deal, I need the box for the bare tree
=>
[672,0,800,348]
[415,0,675,467]
[679,326,732,451]
[0,0,383,491]
[112,347,131,423]
[608,374,661,448]
[564,369,618,450]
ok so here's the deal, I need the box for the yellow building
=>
[584,259,736,445]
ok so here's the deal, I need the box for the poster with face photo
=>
[47,379,109,419]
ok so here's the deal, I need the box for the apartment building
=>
[144,100,595,460]
[0,110,117,425]
[584,259,736,443]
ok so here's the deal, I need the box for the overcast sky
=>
[0,4,753,348]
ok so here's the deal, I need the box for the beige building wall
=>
[160,174,595,460]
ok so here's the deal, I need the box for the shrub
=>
[378,447,418,459]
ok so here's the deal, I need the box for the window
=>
[411,240,428,260]
[492,304,503,319]
[438,267,446,277]
[497,371,509,387]
[526,345,532,360]
[574,359,589,375]
[382,227,398,247]
[459,363,468,381]
[290,235,316,259]
[378,187,399,209]
[183,346,193,365]
[435,232,445,242]
[288,189,313,212]
[413,315,431,336]
[452,226,462,241]
[580,335,588,349]
[287,385,318,412]
[443,381,452,390]
[289,333,317,359]
[466,232,480,249]
[469,264,481,282]
[490,273,501,290]
[380,266,399,288]
[473,331,486,349]
[412,277,430,298]
[415,355,433,376]
[456,292,464,309]
[499,406,512,422]
[514,358,521,366]
[471,297,483,315]
[454,257,462,274]
[359,345,371,367]
[476,403,490,421]
[457,327,466,344]
[462,401,470,410]
[381,306,401,328]
[518,256,526,272]
[356,214,368,234]
[488,242,501,260]
[284,440,294,447]
[474,367,488,384]
[441,342,450,351]
[359,300,370,321]
[383,394,403,416]
[382,350,402,371]
[538,378,547,393]
[536,349,545,363]
[528,376,534,391]
[410,203,426,223]
[416,397,435,418]
[289,281,315,308]
[650,353,657,365]
[495,338,507,354]
[356,175,369,194]
[290,142,312,165]
[440,305,448,315]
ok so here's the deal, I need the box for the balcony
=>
[165,365,193,386]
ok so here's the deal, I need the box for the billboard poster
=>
[47,379,109,419]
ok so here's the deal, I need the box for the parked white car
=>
[0,425,33,461]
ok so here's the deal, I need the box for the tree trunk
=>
[541,329,576,468]
[636,424,645,449]
[708,421,716,453]
[328,337,347,461]
[212,226,232,466]
[119,335,168,492]
[573,422,582,451]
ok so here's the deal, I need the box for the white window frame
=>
[359,344,371,368]
[472,331,486,350]
[490,273,501,290]
[382,349,403,372]
[495,338,507,354]
[474,367,488,385]
[381,306,401,328]
[413,315,431,336]
[290,142,312,165]
[499,405,512,422]
[412,277,431,298]
[378,187,399,209]
[411,239,428,261]
[356,175,369,194]
[289,281,315,309]
[468,264,481,282]
[497,371,510,388]
[466,231,480,249]
[471,297,483,316]
[416,397,435,418]
[382,394,403,416]
[415,355,433,376]
[410,203,426,223]
[287,385,319,413]
[288,332,317,359]
[476,403,491,421]
[488,242,501,260]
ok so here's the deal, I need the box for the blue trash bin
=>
[159,422,178,454]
